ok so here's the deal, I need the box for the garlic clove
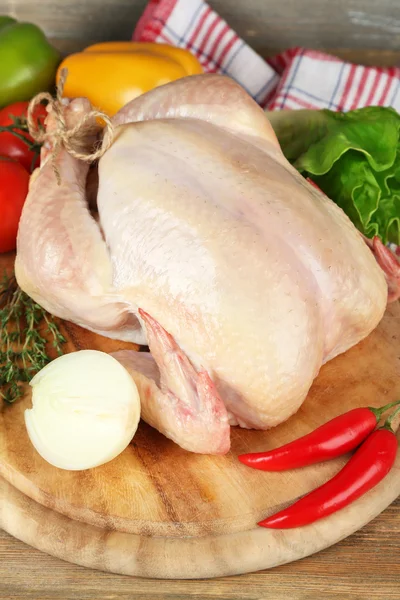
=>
[25,350,140,471]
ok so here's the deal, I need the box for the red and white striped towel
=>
[133,0,400,113]
[133,0,279,106]
[269,48,400,112]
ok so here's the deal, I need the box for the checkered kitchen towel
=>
[133,0,400,113]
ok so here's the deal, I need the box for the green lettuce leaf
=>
[267,106,400,245]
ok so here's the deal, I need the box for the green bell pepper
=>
[0,17,60,108]
[0,16,17,30]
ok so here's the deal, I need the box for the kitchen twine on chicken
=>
[27,68,115,184]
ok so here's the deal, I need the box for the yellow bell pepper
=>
[57,42,203,116]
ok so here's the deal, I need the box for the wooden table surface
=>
[1,499,399,599]
[1,0,400,595]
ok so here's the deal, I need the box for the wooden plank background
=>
[0,0,399,62]
[1,500,400,599]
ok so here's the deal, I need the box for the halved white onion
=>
[25,350,140,471]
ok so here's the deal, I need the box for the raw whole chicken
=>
[16,74,389,455]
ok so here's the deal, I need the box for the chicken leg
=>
[15,98,142,342]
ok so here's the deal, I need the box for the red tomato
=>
[0,158,30,253]
[0,101,47,172]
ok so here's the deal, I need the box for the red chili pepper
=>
[238,400,400,472]
[258,407,400,529]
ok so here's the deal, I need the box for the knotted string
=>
[27,68,115,184]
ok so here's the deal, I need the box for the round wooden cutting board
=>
[0,253,399,579]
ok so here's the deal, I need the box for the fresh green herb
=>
[0,272,65,404]
[267,106,400,245]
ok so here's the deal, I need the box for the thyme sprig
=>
[0,273,65,404]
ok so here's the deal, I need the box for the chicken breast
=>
[16,74,387,453]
